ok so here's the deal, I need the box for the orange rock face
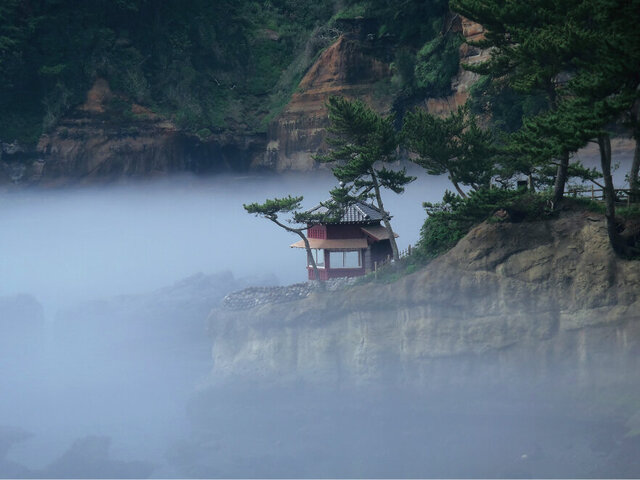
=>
[28,79,263,185]
[257,16,489,171]
[255,33,393,172]
[425,15,489,116]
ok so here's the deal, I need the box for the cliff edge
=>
[208,210,640,386]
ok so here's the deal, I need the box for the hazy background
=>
[0,167,453,477]
[0,167,449,315]
[0,151,636,478]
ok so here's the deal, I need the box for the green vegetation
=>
[416,189,552,259]
[452,0,640,255]
[413,33,463,97]
[244,195,334,284]
[0,0,340,142]
[0,0,459,145]
[317,96,416,260]
[402,105,495,196]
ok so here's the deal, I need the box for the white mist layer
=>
[0,168,451,475]
[0,169,449,317]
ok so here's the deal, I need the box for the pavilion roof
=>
[307,200,385,224]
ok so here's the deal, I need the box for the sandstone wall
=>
[254,16,490,172]
[208,211,640,387]
[254,23,393,172]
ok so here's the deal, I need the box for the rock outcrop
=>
[255,20,393,171]
[1,79,264,186]
[255,16,489,171]
[424,15,489,116]
[208,210,640,387]
[0,17,491,182]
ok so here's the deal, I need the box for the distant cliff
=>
[254,15,487,171]
[207,209,640,387]
[0,13,483,184]
[254,20,393,171]
[0,79,264,186]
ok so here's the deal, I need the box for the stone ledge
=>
[222,277,357,311]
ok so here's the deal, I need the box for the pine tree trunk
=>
[630,137,639,191]
[451,178,468,199]
[528,172,535,192]
[552,150,569,206]
[598,134,625,254]
[299,232,322,283]
[370,170,400,261]
[271,217,324,285]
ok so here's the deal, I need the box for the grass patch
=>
[566,196,606,214]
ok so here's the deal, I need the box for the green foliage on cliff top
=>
[0,0,338,143]
[417,188,552,259]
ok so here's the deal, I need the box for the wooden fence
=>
[566,186,640,207]
[373,244,412,279]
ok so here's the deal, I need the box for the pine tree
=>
[402,105,494,197]
[317,97,415,261]
[244,196,327,283]
[450,0,595,204]
[452,0,640,254]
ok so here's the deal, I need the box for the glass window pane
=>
[309,249,324,267]
[329,251,342,268]
[344,250,360,268]
[328,250,360,268]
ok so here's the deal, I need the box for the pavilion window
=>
[329,250,361,268]
[308,249,325,267]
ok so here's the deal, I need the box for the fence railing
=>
[373,244,412,279]
[566,186,640,207]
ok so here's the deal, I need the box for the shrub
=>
[416,189,551,258]
[196,128,212,140]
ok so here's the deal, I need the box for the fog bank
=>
[1,161,637,478]
[0,169,451,477]
[0,169,448,316]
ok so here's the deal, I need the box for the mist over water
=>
[0,168,457,477]
[1,163,638,477]
[0,169,446,315]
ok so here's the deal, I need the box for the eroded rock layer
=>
[1,79,264,186]
[256,16,490,171]
[208,211,640,387]
[256,22,393,172]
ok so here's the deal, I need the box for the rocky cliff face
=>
[254,16,489,171]
[254,21,393,172]
[424,15,489,115]
[1,17,489,182]
[1,79,264,186]
[208,210,640,387]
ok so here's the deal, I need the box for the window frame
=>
[329,250,361,269]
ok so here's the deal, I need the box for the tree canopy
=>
[318,96,415,260]
[244,195,330,282]
[452,0,640,254]
[402,105,494,197]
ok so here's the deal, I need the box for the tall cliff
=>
[0,12,485,183]
[254,20,393,172]
[254,15,488,171]
[424,15,489,115]
[207,210,640,387]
